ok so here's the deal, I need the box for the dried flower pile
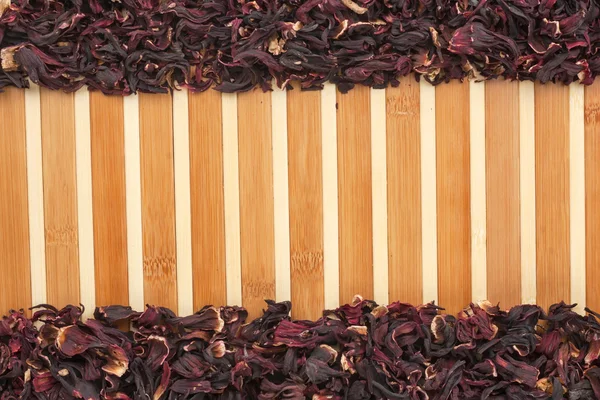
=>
[2,296,600,399]
[0,0,598,94]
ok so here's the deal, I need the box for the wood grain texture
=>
[485,81,521,309]
[0,88,32,313]
[386,80,422,305]
[40,89,80,307]
[534,83,570,310]
[435,81,471,315]
[337,86,373,304]
[90,92,129,307]
[189,90,227,310]
[585,82,600,312]
[139,93,177,311]
[237,89,275,319]
[287,84,324,320]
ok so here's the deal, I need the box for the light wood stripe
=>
[139,93,178,311]
[371,88,388,305]
[237,89,275,319]
[436,81,471,315]
[189,90,227,309]
[40,89,80,308]
[535,83,570,310]
[519,82,536,304]
[585,82,600,312]
[173,89,194,316]
[0,88,31,314]
[337,85,373,304]
[321,84,340,309]
[386,79,422,305]
[90,92,129,307]
[74,90,95,318]
[272,87,291,303]
[569,84,585,314]
[288,85,324,319]
[222,93,242,307]
[124,95,144,311]
[470,81,486,304]
[485,80,521,308]
[420,80,437,305]
[26,84,47,308]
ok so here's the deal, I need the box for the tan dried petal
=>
[341,0,368,14]
[1,45,21,72]
[0,0,9,16]
[347,325,368,336]
[371,305,388,319]
[332,20,349,40]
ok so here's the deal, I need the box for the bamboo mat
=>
[0,78,596,321]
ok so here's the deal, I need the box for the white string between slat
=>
[222,93,243,307]
[74,90,96,319]
[322,84,340,310]
[420,80,438,305]
[271,87,291,303]
[370,88,389,305]
[123,95,145,311]
[519,81,537,305]
[25,83,47,308]
[173,89,194,316]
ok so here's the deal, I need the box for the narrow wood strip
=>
[272,87,291,303]
[321,84,340,309]
[237,89,276,319]
[0,88,31,314]
[585,81,600,312]
[569,84,585,314]
[519,82,536,305]
[25,84,47,308]
[386,79,422,305]
[287,84,324,320]
[470,81,486,304]
[189,90,227,309]
[535,83,570,310]
[371,88,388,305]
[337,85,373,304]
[485,80,521,309]
[436,81,471,315]
[139,93,178,311]
[420,80,438,305]
[90,92,129,308]
[74,90,95,318]
[40,89,80,308]
[173,89,194,316]
[222,93,242,307]
[123,95,144,312]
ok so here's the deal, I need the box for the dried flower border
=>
[0,0,598,94]
[2,296,600,399]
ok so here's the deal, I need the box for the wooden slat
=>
[0,88,31,314]
[237,89,275,319]
[287,84,324,320]
[386,80,422,305]
[90,92,129,307]
[337,86,373,304]
[139,93,177,311]
[40,89,80,307]
[585,82,600,312]
[435,81,471,315]
[535,83,570,310]
[485,80,521,309]
[189,90,227,310]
